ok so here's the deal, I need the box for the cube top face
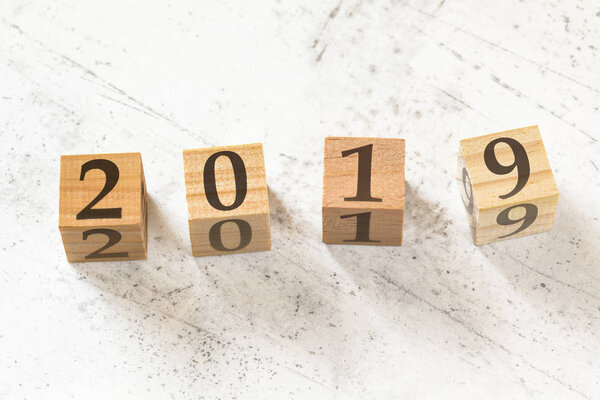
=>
[459,125,558,210]
[59,152,144,229]
[323,137,405,211]
[183,143,269,221]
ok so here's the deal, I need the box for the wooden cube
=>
[457,125,559,245]
[323,137,405,245]
[183,143,271,257]
[59,152,148,262]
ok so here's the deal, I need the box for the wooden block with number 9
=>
[59,153,148,262]
[323,137,405,245]
[457,125,559,245]
[183,143,271,257]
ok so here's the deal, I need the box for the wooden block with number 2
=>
[457,125,559,245]
[323,137,405,245]
[59,153,148,262]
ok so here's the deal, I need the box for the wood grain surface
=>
[183,143,271,256]
[323,137,405,245]
[458,125,559,244]
[59,152,147,262]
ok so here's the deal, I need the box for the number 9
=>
[484,137,530,199]
[496,204,538,238]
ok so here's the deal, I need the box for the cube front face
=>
[59,153,147,262]
[457,125,559,245]
[323,208,403,245]
[183,143,271,257]
[323,137,405,246]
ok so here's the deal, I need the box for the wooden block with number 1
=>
[59,152,148,262]
[323,137,405,245]
[183,143,271,257]
[457,125,559,245]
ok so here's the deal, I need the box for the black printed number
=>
[203,151,251,251]
[82,229,128,259]
[483,137,530,199]
[484,137,537,237]
[340,212,380,243]
[209,219,252,251]
[342,144,382,202]
[339,144,381,243]
[460,167,474,214]
[76,159,122,219]
[496,204,538,238]
[204,151,247,211]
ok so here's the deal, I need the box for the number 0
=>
[204,151,247,211]
[203,151,252,251]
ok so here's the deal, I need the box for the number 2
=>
[76,159,122,219]
[82,229,128,259]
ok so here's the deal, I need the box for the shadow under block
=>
[323,137,405,245]
[183,143,271,257]
[59,153,148,262]
[457,125,559,245]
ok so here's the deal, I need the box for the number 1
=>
[342,144,382,202]
[340,212,379,243]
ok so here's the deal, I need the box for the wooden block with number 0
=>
[183,143,271,257]
[457,125,559,245]
[323,137,405,245]
[59,153,148,262]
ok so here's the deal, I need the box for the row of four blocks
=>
[59,126,558,262]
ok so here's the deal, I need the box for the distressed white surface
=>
[1,0,599,398]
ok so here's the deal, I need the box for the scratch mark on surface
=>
[325,2,342,26]
[488,73,597,144]
[496,250,600,301]
[1,18,212,146]
[98,93,158,119]
[370,269,593,399]
[118,289,220,337]
[402,4,600,96]
[347,0,363,17]
[419,79,498,124]
[562,16,570,33]
[536,103,598,143]
[165,284,194,297]
[0,268,12,283]
[281,365,330,389]
[312,1,343,48]
[489,74,525,98]
[316,45,328,62]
